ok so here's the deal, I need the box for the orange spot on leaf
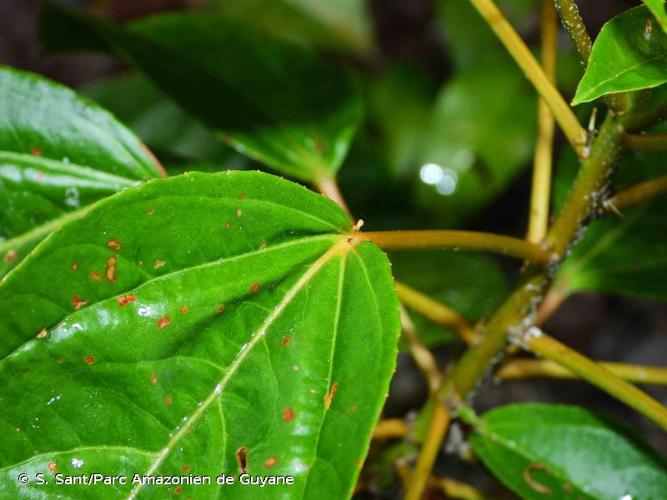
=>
[106,256,117,283]
[180,465,190,472]
[84,355,96,366]
[31,147,43,156]
[90,271,101,281]
[239,193,246,200]
[224,221,232,230]
[36,328,48,339]
[72,295,87,310]
[180,306,189,314]
[47,462,59,473]
[71,263,79,272]
[216,304,225,314]
[164,395,173,406]
[283,407,295,423]
[263,457,277,469]
[157,316,171,329]
[236,447,248,474]
[150,373,158,384]
[147,207,155,216]
[174,485,182,495]
[153,259,166,269]
[107,240,122,251]
[118,295,136,307]
[281,336,290,346]
[3,250,16,264]
[250,282,260,294]
[324,382,339,410]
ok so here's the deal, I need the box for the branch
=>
[400,306,443,394]
[497,358,667,385]
[623,133,667,151]
[604,176,667,212]
[554,0,591,62]
[467,0,587,156]
[357,230,552,263]
[373,418,409,440]
[526,332,667,430]
[527,0,558,243]
[396,281,477,344]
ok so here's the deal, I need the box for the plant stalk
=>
[358,230,552,263]
[623,133,667,151]
[605,176,667,212]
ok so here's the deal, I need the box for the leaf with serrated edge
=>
[0,66,163,277]
[0,171,400,499]
[470,403,667,500]
[573,6,667,104]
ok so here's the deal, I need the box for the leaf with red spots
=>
[0,171,400,499]
[0,66,164,278]
[39,5,362,183]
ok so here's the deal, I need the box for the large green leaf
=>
[554,148,667,300]
[204,0,373,52]
[644,0,667,33]
[416,65,535,226]
[39,5,363,183]
[469,403,667,499]
[0,66,163,278]
[0,170,400,498]
[573,6,667,105]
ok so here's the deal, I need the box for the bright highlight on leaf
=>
[0,171,400,498]
[573,6,667,105]
[0,66,163,278]
[39,5,363,184]
[470,404,667,500]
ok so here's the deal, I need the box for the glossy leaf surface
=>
[0,66,162,277]
[40,5,363,183]
[573,6,667,104]
[470,404,667,499]
[644,0,667,33]
[0,171,400,498]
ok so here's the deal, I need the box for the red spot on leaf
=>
[283,407,295,423]
[3,250,16,264]
[164,395,173,406]
[180,465,190,472]
[263,457,277,469]
[324,382,339,410]
[118,295,136,307]
[157,316,171,329]
[36,328,48,339]
[281,336,290,346]
[149,373,158,384]
[106,256,117,283]
[107,240,122,251]
[72,295,87,310]
[84,355,96,366]
[250,282,260,294]
[173,486,182,495]
[90,271,101,281]
[31,147,43,156]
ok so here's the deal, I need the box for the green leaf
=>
[390,251,508,347]
[644,0,667,33]
[470,403,667,500]
[39,5,363,183]
[204,0,373,52]
[0,171,400,498]
[416,65,535,226]
[554,149,667,300]
[83,74,233,164]
[573,6,667,105]
[0,66,163,278]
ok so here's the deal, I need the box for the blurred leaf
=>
[437,0,535,70]
[40,5,363,183]
[416,66,535,226]
[204,0,373,52]
[0,171,400,498]
[644,0,667,33]
[573,6,667,105]
[470,403,667,500]
[83,73,233,163]
[390,251,508,346]
[0,66,162,278]
[555,148,667,300]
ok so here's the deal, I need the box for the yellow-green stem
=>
[606,176,667,212]
[527,334,667,430]
[358,230,552,263]
[468,0,587,156]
